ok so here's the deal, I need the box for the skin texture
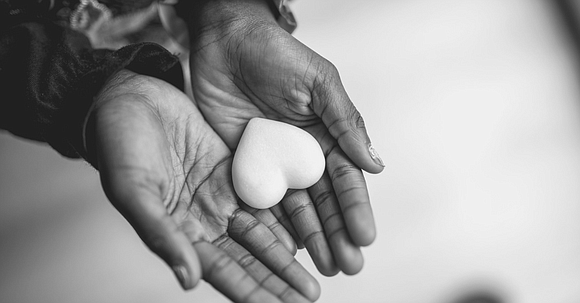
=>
[184,0,385,276]
[90,69,319,302]
[86,1,385,299]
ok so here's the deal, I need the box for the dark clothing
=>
[0,0,296,160]
[0,0,184,160]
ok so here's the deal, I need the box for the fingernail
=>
[172,265,191,289]
[368,143,385,167]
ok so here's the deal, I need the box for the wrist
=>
[169,0,279,46]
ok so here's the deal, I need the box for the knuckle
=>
[278,285,295,301]
[322,212,345,232]
[355,113,366,129]
[302,230,324,246]
[238,253,258,268]
[229,209,260,238]
[319,58,339,78]
[207,253,235,279]
[258,272,275,287]
[212,234,232,250]
[330,162,358,181]
[267,221,284,233]
[289,202,311,220]
[260,240,280,256]
[312,57,339,88]
[311,189,334,209]
[240,218,262,239]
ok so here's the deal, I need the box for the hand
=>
[88,69,320,302]
[184,0,385,276]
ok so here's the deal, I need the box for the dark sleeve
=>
[0,18,184,160]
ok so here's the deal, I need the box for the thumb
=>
[92,97,203,290]
[126,189,202,290]
[310,60,385,174]
[102,171,203,290]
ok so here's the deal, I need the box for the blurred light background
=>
[2,0,580,302]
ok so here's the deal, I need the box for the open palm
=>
[187,0,384,276]
[90,69,319,302]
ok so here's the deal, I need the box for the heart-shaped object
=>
[232,118,325,209]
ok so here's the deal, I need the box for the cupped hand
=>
[184,0,385,276]
[88,69,320,302]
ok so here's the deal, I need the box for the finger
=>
[281,189,339,276]
[96,104,201,290]
[270,203,305,250]
[228,209,321,301]
[309,173,364,275]
[310,59,385,174]
[194,241,283,303]
[213,235,312,303]
[326,147,376,247]
[241,205,298,255]
[100,169,202,289]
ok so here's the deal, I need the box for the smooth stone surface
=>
[232,118,325,209]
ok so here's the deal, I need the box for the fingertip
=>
[172,263,197,290]
[319,266,340,277]
[296,240,305,250]
[367,166,385,174]
[164,238,202,290]
[344,209,376,247]
[117,190,203,291]
[343,142,385,175]
[284,261,321,301]
[302,277,321,302]
[366,143,385,173]
[270,217,298,255]
[327,232,365,275]
[353,231,376,247]
[352,225,376,247]
[186,252,203,289]
[134,211,202,290]
[306,239,339,277]
[311,65,385,175]
[282,235,298,256]
[363,163,385,175]
[342,258,364,276]
[340,249,364,276]
[365,161,385,174]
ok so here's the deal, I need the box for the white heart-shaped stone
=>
[232,118,326,209]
